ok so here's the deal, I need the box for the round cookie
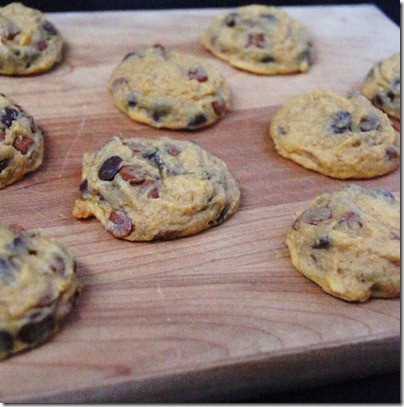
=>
[286,184,400,302]
[201,4,313,75]
[361,53,400,120]
[0,2,63,76]
[0,223,81,359]
[269,88,400,179]
[72,136,240,241]
[108,44,231,130]
[0,93,44,189]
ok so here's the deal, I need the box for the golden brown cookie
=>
[72,136,240,241]
[0,223,81,360]
[269,89,399,179]
[108,44,231,130]
[0,2,63,75]
[361,53,400,120]
[0,93,44,189]
[286,184,400,302]
[201,4,313,75]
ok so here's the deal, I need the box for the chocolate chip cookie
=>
[72,136,240,241]
[286,184,400,302]
[201,4,313,75]
[0,93,44,189]
[269,88,399,179]
[0,223,81,360]
[361,53,400,120]
[0,2,63,75]
[108,44,231,130]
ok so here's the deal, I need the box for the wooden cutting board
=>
[0,5,400,402]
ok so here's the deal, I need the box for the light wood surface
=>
[0,5,400,402]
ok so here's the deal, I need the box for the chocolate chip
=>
[143,149,161,166]
[0,159,9,173]
[98,156,123,181]
[0,330,14,356]
[108,210,133,238]
[188,114,207,127]
[153,43,166,57]
[246,33,266,48]
[211,98,228,117]
[152,104,171,122]
[7,235,26,252]
[165,144,180,156]
[50,256,66,276]
[13,135,34,154]
[188,67,208,82]
[17,315,55,345]
[119,165,148,184]
[373,188,396,202]
[37,40,47,51]
[41,20,58,35]
[79,179,88,196]
[372,95,383,108]
[148,187,159,199]
[224,12,238,27]
[261,13,277,23]
[0,107,18,128]
[330,111,351,134]
[210,204,230,226]
[301,207,332,225]
[127,92,137,108]
[313,235,330,249]
[359,115,380,132]
[337,211,363,229]
[386,90,396,101]
[385,146,399,161]
[260,55,275,63]
[0,257,15,284]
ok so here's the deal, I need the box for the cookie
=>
[269,89,400,179]
[286,184,400,302]
[72,136,240,241]
[0,93,44,189]
[0,223,81,359]
[361,53,400,120]
[108,44,231,130]
[0,2,63,75]
[201,4,313,75]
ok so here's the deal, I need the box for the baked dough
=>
[0,93,44,189]
[286,184,400,302]
[0,223,81,360]
[201,4,313,75]
[269,88,399,179]
[0,2,63,75]
[72,136,240,241]
[361,53,400,120]
[108,44,231,130]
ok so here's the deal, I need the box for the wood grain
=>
[0,5,400,402]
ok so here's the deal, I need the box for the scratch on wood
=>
[157,283,165,299]
[58,114,87,178]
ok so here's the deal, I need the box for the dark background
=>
[10,0,400,26]
[7,0,400,403]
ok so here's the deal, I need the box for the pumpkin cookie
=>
[0,223,81,360]
[0,93,44,189]
[0,2,63,75]
[269,89,399,179]
[361,53,400,120]
[286,184,400,302]
[201,4,313,75]
[108,44,231,130]
[72,136,240,241]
